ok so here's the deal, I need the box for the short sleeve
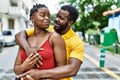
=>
[25,27,34,37]
[70,36,84,62]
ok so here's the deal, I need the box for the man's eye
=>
[56,15,64,20]
[57,16,63,20]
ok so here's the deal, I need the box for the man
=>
[15,5,84,80]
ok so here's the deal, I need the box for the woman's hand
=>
[25,47,44,68]
[21,53,40,71]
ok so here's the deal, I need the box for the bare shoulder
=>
[50,32,62,39]
[49,32,64,44]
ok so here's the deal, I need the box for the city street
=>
[73,43,120,80]
[0,0,120,80]
[0,43,120,80]
[0,45,18,80]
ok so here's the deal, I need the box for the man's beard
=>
[54,22,68,34]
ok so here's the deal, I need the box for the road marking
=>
[77,71,120,74]
[84,53,120,80]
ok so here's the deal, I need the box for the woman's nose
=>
[45,16,50,20]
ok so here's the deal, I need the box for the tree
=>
[59,0,120,39]
[50,14,56,25]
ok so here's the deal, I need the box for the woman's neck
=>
[33,26,48,37]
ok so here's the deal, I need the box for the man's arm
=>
[39,58,82,79]
[15,30,43,55]
[15,30,30,51]
[19,57,82,79]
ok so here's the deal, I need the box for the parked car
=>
[0,31,4,52]
[2,30,16,46]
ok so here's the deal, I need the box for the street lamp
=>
[111,5,117,10]
[111,5,118,53]
[111,5,117,29]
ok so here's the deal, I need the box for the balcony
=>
[8,6,29,19]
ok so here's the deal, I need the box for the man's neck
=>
[59,27,70,35]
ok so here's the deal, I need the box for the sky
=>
[37,0,60,14]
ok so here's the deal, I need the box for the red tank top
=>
[20,33,55,70]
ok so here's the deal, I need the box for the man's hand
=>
[25,47,44,56]
[26,75,35,80]
[17,69,40,80]
[20,75,35,80]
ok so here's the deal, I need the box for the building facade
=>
[0,0,37,33]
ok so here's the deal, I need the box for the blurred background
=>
[0,0,120,80]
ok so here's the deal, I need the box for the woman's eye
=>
[40,13,45,17]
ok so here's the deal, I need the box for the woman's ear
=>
[30,16,34,25]
[30,15,34,22]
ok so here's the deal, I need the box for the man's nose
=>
[55,17,59,22]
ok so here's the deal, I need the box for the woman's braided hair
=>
[30,3,47,20]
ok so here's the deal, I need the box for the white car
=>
[2,30,16,46]
[0,31,4,52]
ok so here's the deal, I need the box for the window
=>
[10,0,17,7]
[8,19,14,29]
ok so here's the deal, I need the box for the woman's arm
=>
[16,32,68,79]
[13,47,40,75]
[50,32,67,66]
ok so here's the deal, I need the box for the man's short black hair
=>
[61,5,79,23]
[30,3,47,19]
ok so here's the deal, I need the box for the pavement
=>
[73,43,120,80]
[0,45,18,80]
[0,43,120,80]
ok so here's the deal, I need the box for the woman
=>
[13,3,66,80]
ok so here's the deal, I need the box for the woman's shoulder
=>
[50,32,61,39]
[48,32,63,42]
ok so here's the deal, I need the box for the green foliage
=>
[106,46,120,54]
[50,14,56,25]
[97,44,120,54]
[86,29,100,35]
[59,0,119,38]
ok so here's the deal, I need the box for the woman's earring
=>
[32,21,34,26]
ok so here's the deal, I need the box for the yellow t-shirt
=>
[26,26,84,80]
[26,25,54,36]
[61,28,84,62]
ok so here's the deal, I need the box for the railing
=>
[8,6,28,19]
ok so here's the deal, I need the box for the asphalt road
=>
[73,43,120,80]
[0,43,120,80]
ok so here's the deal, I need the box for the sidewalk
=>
[84,43,120,68]
[73,43,120,80]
